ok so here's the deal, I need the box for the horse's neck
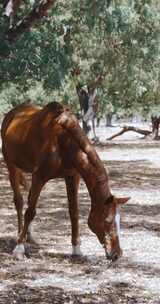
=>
[49,107,111,205]
[73,149,111,205]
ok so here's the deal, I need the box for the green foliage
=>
[67,0,160,118]
[0,2,73,96]
[0,0,160,119]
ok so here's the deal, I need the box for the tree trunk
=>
[82,120,91,134]
[106,113,113,127]
[72,71,104,136]
[96,116,101,127]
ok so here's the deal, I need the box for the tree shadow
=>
[122,203,160,235]
[43,250,93,264]
[111,255,160,278]
[0,236,16,254]
[105,159,160,189]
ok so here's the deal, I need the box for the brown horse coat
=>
[1,102,129,260]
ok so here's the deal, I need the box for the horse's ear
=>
[46,102,64,116]
[116,197,130,205]
[105,195,114,204]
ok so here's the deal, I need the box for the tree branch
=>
[13,0,22,14]
[107,126,152,140]
[5,0,57,42]
[88,74,105,91]
[4,0,23,28]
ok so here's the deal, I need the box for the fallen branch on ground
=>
[107,126,152,140]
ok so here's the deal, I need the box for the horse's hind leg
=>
[65,173,82,256]
[7,164,35,243]
[13,172,45,259]
[7,164,24,235]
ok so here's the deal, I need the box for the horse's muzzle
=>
[103,242,123,261]
[105,250,120,261]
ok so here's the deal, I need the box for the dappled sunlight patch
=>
[0,282,7,292]
[12,232,159,297]
[121,230,160,265]
[98,147,160,168]
[1,128,160,302]
[27,273,102,294]
[113,189,160,206]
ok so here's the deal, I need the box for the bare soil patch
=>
[0,136,160,303]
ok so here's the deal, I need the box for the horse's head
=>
[88,195,129,261]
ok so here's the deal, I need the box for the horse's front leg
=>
[65,173,82,256]
[26,191,37,245]
[7,165,24,235]
[13,173,45,259]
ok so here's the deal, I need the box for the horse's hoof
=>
[72,245,82,256]
[13,244,25,260]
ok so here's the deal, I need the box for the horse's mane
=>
[45,102,105,173]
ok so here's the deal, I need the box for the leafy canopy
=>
[0,0,160,118]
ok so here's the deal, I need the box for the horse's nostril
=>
[112,253,118,261]
[105,251,115,261]
[105,252,111,260]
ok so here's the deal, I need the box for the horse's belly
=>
[4,142,36,172]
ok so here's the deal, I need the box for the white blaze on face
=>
[115,207,121,238]
[105,212,113,224]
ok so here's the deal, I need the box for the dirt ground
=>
[0,125,160,304]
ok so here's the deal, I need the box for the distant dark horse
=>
[151,115,160,139]
[1,102,129,260]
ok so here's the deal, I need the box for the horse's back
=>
[1,103,40,138]
[1,102,67,173]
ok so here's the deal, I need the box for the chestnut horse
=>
[1,102,129,260]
